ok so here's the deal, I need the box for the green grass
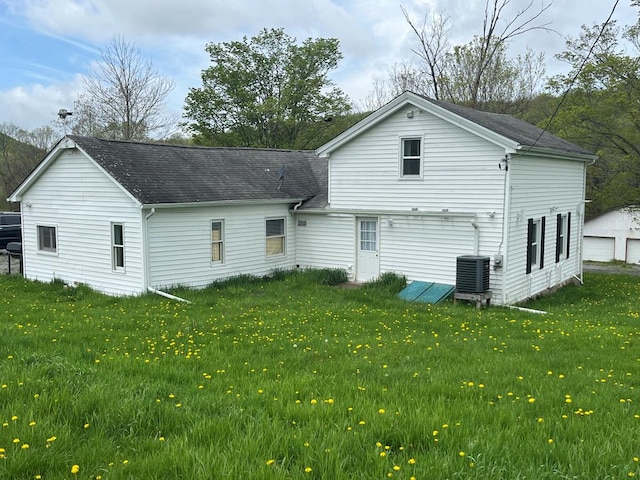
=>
[0,270,639,479]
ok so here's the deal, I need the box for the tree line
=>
[2,0,639,219]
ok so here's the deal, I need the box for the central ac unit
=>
[456,255,490,293]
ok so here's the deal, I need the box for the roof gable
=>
[317,91,595,159]
[13,136,327,206]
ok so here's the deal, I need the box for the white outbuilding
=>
[583,207,640,264]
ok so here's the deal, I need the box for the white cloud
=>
[0,76,82,131]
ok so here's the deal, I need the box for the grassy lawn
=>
[0,270,639,479]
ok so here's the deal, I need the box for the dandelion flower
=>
[266,459,275,466]
[304,467,312,473]
[71,465,80,474]
[459,451,466,457]
[378,408,386,414]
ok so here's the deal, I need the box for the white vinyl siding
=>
[379,215,476,285]
[147,204,295,290]
[294,214,355,277]
[19,150,144,296]
[505,156,586,304]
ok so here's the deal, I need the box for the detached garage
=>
[583,207,640,264]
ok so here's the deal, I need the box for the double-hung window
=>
[266,218,285,256]
[400,137,422,177]
[526,217,546,273]
[211,220,224,263]
[112,223,125,270]
[37,225,57,253]
[555,213,571,262]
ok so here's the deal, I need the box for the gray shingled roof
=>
[422,96,593,156]
[68,136,327,206]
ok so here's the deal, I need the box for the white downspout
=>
[471,217,480,254]
[142,207,156,293]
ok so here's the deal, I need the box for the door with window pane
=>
[356,217,379,281]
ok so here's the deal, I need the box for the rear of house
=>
[9,92,595,304]
[295,92,596,305]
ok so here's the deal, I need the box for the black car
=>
[0,212,21,250]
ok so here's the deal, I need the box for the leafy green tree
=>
[183,28,351,148]
[546,19,640,217]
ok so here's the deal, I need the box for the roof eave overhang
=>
[513,145,598,162]
[141,197,306,209]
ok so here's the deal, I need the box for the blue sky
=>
[0,0,635,134]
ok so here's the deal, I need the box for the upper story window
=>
[211,220,224,263]
[37,225,57,253]
[400,137,422,178]
[266,218,285,256]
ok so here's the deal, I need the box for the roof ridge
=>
[67,135,315,154]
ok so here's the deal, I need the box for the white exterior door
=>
[357,217,379,281]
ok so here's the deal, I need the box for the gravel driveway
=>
[0,251,21,275]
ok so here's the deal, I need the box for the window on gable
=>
[211,220,224,263]
[401,137,422,177]
[37,225,57,253]
[266,218,285,256]
[112,223,125,270]
[555,213,571,262]
[526,217,546,273]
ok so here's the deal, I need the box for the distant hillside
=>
[0,132,45,211]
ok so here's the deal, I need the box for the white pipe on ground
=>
[148,287,192,304]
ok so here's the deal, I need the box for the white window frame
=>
[265,218,286,257]
[211,220,224,263]
[37,225,57,254]
[557,213,568,261]
[399,137,423,178]
[111,222,125,271]
[531,219,541,267]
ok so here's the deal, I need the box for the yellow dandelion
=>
[459,451,466,457]
[266,459,275,466]
[393,465,401,471]
[71,465,80,474]
[310,399,318,405]
[21,443,29,449]
[378,408,386,414]
[304,466,312,473]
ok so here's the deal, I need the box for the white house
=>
[9,92,597,304]
[583,207,640,263]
